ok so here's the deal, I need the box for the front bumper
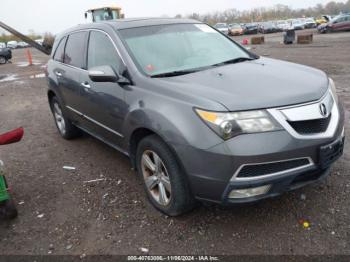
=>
[173,97,345,204]
[223,132,344,204]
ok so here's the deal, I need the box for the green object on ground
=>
[0,174,10,202]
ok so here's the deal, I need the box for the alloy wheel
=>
[53,102,66,135]
[0,57,6,64]
[141,150,172,206]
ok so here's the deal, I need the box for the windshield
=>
[119,23,251,77]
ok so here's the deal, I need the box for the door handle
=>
[55,71,62,77]
[81,82,91,89]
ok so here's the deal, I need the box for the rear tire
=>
[0,56,6,64]
[49,96,81,140]
[136,135,196,216]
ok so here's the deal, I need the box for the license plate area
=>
[319,138,344,169]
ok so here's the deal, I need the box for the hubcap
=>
[141,150,171,206]
[0,57,5,64]
[53,102,66,135]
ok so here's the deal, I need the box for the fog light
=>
[229,185,271,199]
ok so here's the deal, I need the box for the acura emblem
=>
[319,103,328,117]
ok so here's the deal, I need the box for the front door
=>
[79,30,128,147]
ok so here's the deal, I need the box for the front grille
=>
[237,158,310,178]
[287,115,331,134]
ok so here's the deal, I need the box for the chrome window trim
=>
[55,28,127,70]
[230,157,314,182]
[66,106,124,138]
[87,29,127,67]
[268,89,339,140]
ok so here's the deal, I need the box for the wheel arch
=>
[128,127,187,177]
[47,89,56,103]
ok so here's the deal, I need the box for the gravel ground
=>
[0,29,349,256]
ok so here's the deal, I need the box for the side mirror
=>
[88,66,119,83]
[88,65,131,85]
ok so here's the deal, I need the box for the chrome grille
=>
[287,114,332,134]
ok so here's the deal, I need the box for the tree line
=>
[182,0,350,24]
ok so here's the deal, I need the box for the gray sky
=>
[0,0,346,34]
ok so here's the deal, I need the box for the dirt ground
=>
[0,29,349,256]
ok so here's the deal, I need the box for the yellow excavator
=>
[0,5,125,55]
[85,5,125,22]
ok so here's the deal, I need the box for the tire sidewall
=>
[0,56,6,64]
[49,96,81,140]
[50,97,67,137]
[136,136,193,216]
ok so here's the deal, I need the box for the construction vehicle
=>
[0,5,124,56]
[0,21,51,55]
[85,5,125,22]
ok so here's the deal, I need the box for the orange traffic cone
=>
[26,48,33,66]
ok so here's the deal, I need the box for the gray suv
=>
[46,18,345,216]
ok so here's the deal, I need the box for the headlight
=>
[195,109,283,140]
[329,78,338,104]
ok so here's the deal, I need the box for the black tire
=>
[0,199,18,220]
[0,56,6,64]
[136,135,196,216]
[49,96,81,140]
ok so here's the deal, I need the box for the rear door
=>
[59,31,88,116]
[79,30,127,147]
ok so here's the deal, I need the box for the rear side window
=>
[64,32,87,68]
[87,31,123,73]
[53,37,66,62]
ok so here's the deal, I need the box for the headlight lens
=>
[195,109,283,140]
[329,78,338,104]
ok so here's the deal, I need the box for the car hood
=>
[158,57,329,111]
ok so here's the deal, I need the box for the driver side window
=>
[87,31,123,73]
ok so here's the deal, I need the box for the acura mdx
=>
[46,18,345,216]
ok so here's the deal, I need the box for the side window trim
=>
[86,30,125,72]
[53,29,127,73]
[63,31,89,69]
[53,36,67,62]
[88,29,127,67]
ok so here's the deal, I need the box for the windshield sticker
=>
[146,64,155,72]
[195,24,216,33]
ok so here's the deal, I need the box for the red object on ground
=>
[0,128,24,145]
[26,48,33,66]
[242,38,249,45]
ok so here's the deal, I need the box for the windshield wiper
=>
[211,57,256,67]
[151,69,200,78]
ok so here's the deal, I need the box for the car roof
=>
[60,18,201,35]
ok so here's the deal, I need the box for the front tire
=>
[136,135,196,216]
[49,96,81,140]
